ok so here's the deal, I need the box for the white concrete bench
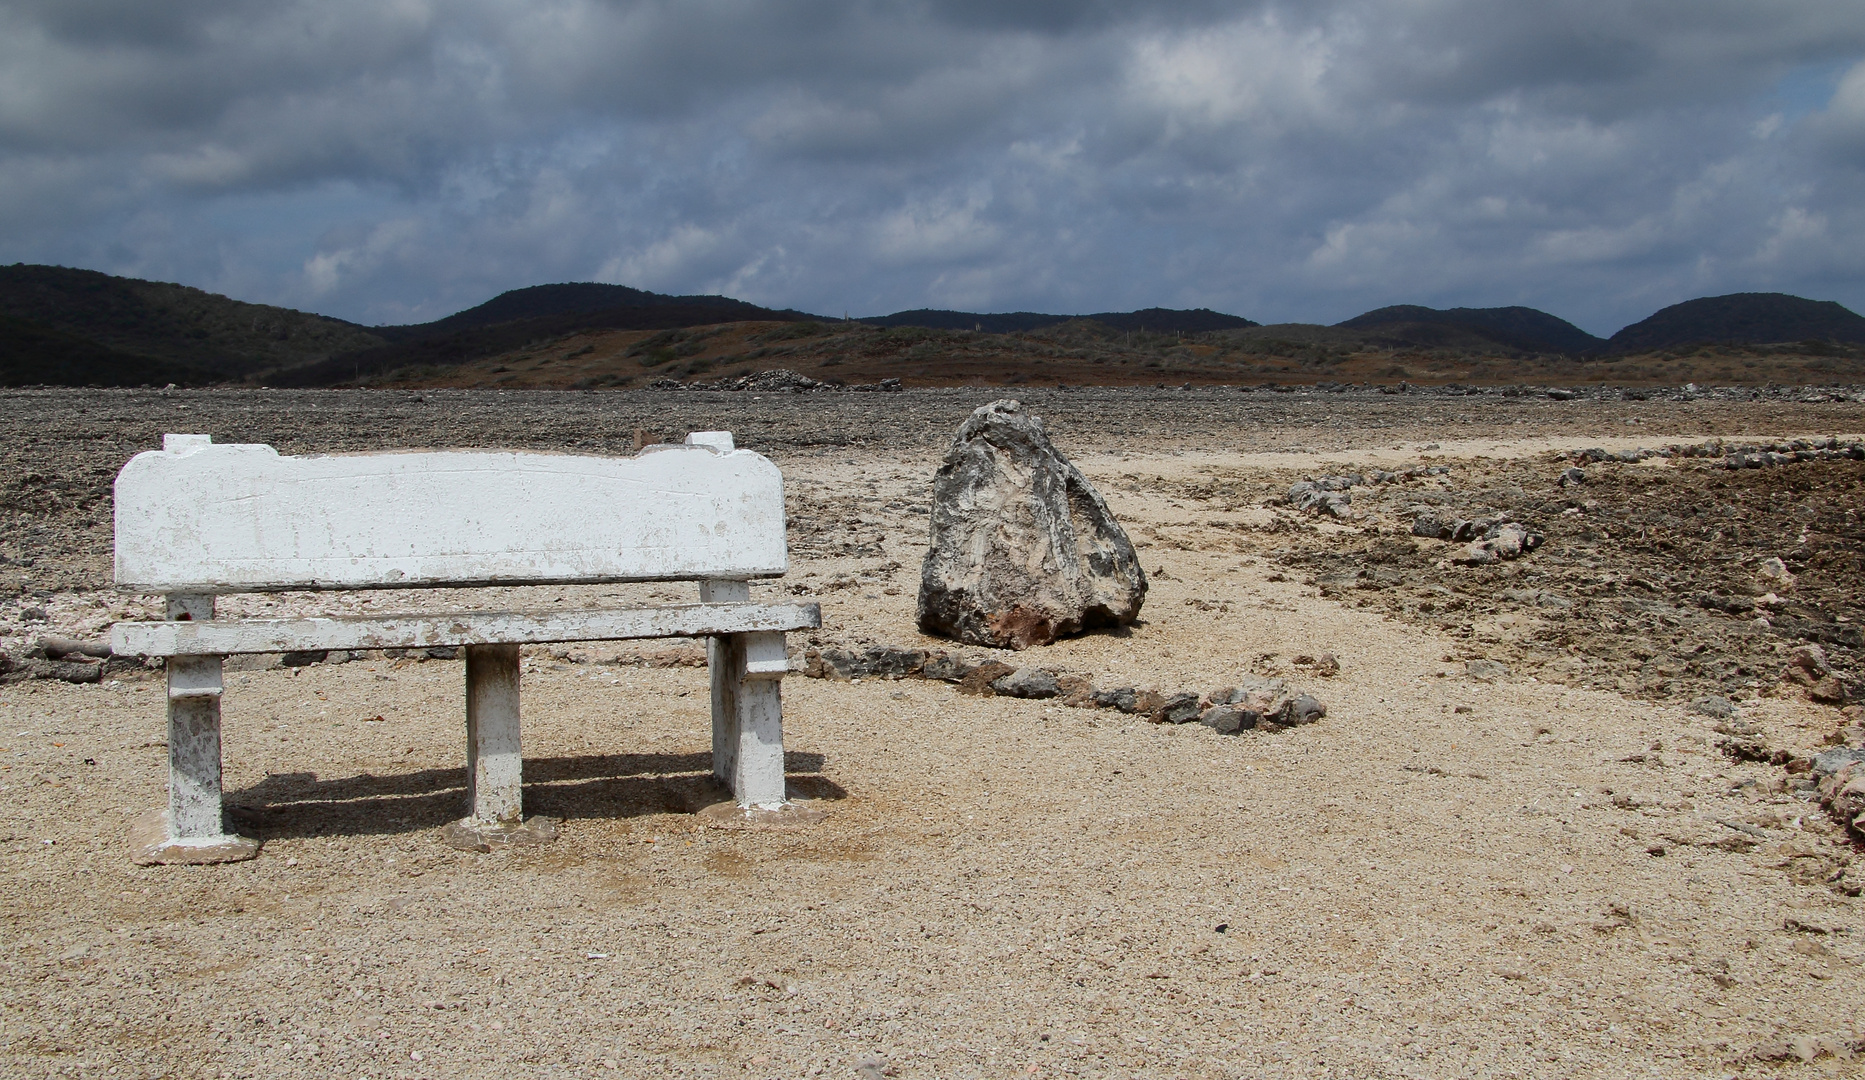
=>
[110,431,820,864]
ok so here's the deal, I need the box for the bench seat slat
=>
[112,602,822,658]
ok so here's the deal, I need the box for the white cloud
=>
[0,0,1861,331]
[870,193,1002,266]
[301,217,422,297]
[598,223,733,291]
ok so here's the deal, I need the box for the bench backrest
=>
[114,433,787,594]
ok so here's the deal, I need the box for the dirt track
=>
[2,387,1863,1079]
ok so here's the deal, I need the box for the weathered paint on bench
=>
[115,434,787,593]
[112,432,819,865]
[111,603,816,660]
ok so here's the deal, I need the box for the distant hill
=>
[864,307,1258,335]
[8,265,1861,389]
[0,268,823,386]
[1606,293,1865,353]
[0,313,220,387]
[0,264,384,385]
[1337,305,1604,355]
[275,283,824,386]
[380,282,813,339]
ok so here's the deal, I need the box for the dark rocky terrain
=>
[6,387,1863,715]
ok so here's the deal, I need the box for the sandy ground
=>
[1,388,1862,1079]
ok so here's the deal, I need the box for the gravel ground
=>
[2,387,1863,1079]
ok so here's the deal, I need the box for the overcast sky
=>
[2,1,1863,334]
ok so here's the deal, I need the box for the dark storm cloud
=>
[0,0,1861,331]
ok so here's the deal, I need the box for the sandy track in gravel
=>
[2,390,1862,1080]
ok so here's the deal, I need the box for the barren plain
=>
[1,386,1862,1079]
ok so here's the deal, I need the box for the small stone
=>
[1811,747,1865,777]
[1090,686,1139,712]
[1757,556,1796,586]
[1411,513,1453,540]
[920,653,973,682]
[1230,677,1287,707]
[957,660,1017,695]
[991,667,1060,699]
[1055,673,1096,707]
[1198,705,1251,734]
[864,646,928,677]
[1283,694,1326,726]
[1461,522,1542,564]
[1786,643,1833,681]
[1156,692,1202,724]
[1312,652,1340,677]
[1465,659,1510,682]
[37,636,110,660]
[1808,676,1850,704]
[807,647,856,679]
[424,646,459,660]
[1,657,103,685]
[20,607,47,622]
[1288,481,1354,518]
[1689,695,1737,719]
[813,645,929,680]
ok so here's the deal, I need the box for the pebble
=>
[991,667,1060,699]
[1091,686,1141,713]
[1157,692,1202,724]
[1284,694,1327,726]
[1197,705,1251,734]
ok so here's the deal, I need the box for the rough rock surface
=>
[917,400,1146,649]
[991,667,1060,699]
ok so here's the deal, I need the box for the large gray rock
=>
[918,400,1147,649]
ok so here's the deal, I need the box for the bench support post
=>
[702,580,790,809]
[444,643,558,850]
[131,594,258,865]
[465,643,523,826]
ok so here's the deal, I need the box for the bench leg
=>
[131,595,257,865]
[730,641,788,809]
[446,643,557,849]
[700,580,752,793]
[707,625,790,809]
[707,633,741,789]
[465,643,523,826]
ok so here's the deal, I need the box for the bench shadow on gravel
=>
[224,750,840,841]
